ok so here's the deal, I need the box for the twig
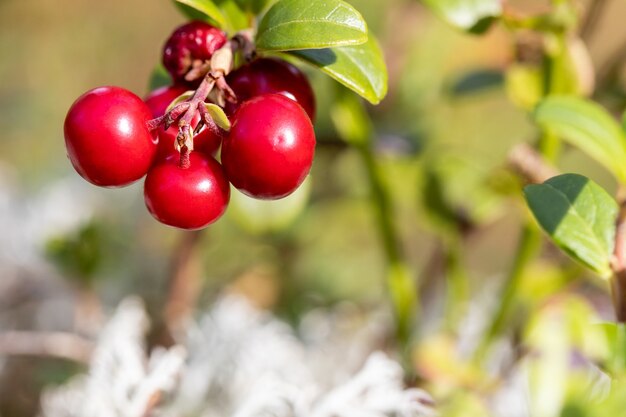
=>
[611,187,626,322]
[164,230,204,338]
[0,331,93,363]
[508,143,559,184]
[597,38,626,91]
[579,0,609,42]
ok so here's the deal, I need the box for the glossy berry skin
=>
[162,21,227,84]
[225,57,316,120]
[222,94,315,200]
[144,152,230,230]
[64,86,157,187]
[144,85,221,160]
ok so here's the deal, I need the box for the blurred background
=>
[2,0,626,416]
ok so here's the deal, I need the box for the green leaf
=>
[204,103,231,130]
[215,0,250,32]
[505,64,543,110]
[232,0,275,13]
[449,69,503,97]
[524,173,618,278]
[228,176,311,233]
[421,0,502,32]
[534,96,626,183]
[256,0,368,51]
[148,64,171,92]
[329,87,373,146]
[175,0,227,28]
[46,222,105,285]
[290,36,387,104]
[166,91,195,113]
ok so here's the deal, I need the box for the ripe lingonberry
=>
[144,152,230,229]
[221,94,315,200]
[225,57,316,120]
[144,85,221,160]
[64,86,157,187]
[162,21,227,84]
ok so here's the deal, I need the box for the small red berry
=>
[221,94,315,200]
[144,85,221,160]
[225,58,316,120]
[64,86,157,187]
[144,152,230,229]
[162,21,227,84]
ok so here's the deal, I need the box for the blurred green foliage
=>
[4,0,626,416]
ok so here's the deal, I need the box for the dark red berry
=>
[225,58,316,120]
[162,21,227,84]
[144,152,230,229]
[64,86,157,187]
[221,94,315,200]
[144,85,221,160]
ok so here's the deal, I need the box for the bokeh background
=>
[2,0,626,416]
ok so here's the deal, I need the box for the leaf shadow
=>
[296,48,338,67]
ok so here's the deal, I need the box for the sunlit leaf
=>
[524,173,618,278]
[421,0,502,32]
[175,0,227,28]
[534,96,626,183]
[256,0,368,51]
[204,103,231,130]
[228,177,311,233]
[291,36,387,104]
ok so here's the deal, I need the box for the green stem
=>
[444,237,469,332]
[329,90,418,352]
[615,324,626,374]
[537,129,561,163]
[357,142,418,348]
[474,29,564,363]
[473,223,542,363]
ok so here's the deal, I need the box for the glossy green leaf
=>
[421,0,502,32]
[204,103,231,130]
[256,0,368,51]
[175,0,227,28]
[534,96,626,183]
[524,174,618,278]
[290,36,387,104]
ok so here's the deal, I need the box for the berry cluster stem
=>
[148,38,242,169]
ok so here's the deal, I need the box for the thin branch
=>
[579,0,609,42]
[0,331,93,363]
[597,38,626,91]
[164,230,204,338]
[611,187,626,323]
[507,142,559,184]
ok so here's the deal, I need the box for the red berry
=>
[221,94,315,200]
[144,152,230,229]
[64,86,157,187]
[162,21,227,84]
[225,58,316,120]
[144,85,221,160]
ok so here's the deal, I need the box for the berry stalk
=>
[148,38,241,169]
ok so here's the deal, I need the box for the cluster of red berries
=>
[64,21,316,230]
